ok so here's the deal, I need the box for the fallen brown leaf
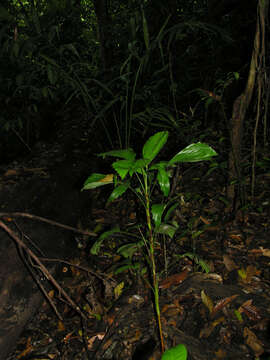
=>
[87,333,105,350]
[4,169,19,177]
[214,348,227,359]
[239,299,261,321]
[211,295,238,317]
[260,247,270,257]
[159,269,189,289]
[57,320,65,331]
[201,290,213,314]
[223,254,238,272]
[243,327,264,357]
[199,317,224,338]
[17,337,33,359]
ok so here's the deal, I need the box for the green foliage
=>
[82,130,217,352]
[90,2,235,149]
[169,142,218,164]
[83,131,217,200]
[81,173,114,190]
[0,0,238,158]
[0,0,99,148]
[178,253,210,273]
[162,343,188,360]
[91,227,120,256]
[83,130,217,255]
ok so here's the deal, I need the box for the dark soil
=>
[1,107,270,360]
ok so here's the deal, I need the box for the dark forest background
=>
[1,2,270,359]
[0,0,269,208]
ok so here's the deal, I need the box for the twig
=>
[0,220,87,320]
[0,212,97,236]
[19,248,63,320]
[40,258,116,283]
[14,219,46,257]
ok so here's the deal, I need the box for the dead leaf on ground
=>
[159,269,189,289]
[3,169,19,177]
[223,254,238,272]
[239,299,261,321]
[259,247,270,257]
[162,303,184,317]
[199,215,211,225]
[87,333,105,350]
[17,337,33,359]
[238,265,261,284]
[211,295,238,318]
[201,290,213,314]
[243,327,264,357]
[57,320,65,332]
[214,348,227,359]
[199,317,225,338]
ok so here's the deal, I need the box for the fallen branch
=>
[0,212,97,236]
[0,219,87,320]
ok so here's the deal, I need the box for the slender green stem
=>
[143,170,165,353]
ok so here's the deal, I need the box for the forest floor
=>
[2,110,270,360]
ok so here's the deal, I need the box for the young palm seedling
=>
[82,131,217,358]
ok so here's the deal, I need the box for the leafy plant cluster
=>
[0,0,239,155]
[0,0,98,147]
[82,130,217,356]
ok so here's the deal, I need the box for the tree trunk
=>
[226,0,267,210]
[93,0,113,71]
